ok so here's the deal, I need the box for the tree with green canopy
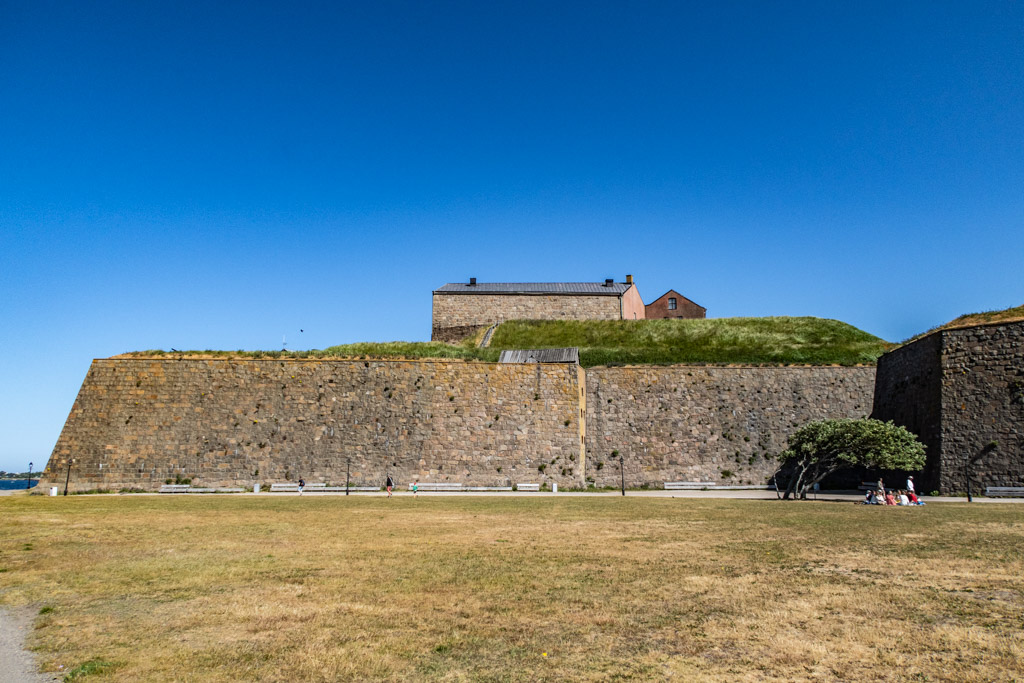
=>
[774,418,926,500]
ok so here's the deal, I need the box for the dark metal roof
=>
[498,348,580,364]
[434,282,630,295]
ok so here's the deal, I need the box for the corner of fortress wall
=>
[874,320,1024,493]
[40,357,880,492]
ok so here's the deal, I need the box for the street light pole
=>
[63,458,73,496]
[346,456,351,496]
[966,442,998,503]
[966,459,973,503]
[619,452,625,496]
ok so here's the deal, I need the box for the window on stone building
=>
[668,298,677,310]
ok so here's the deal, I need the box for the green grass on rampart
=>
[318,341,499,362]
[123,342,498,363]
[900,303,1024,344]
[488,317,889,366]
[121,317,889,366]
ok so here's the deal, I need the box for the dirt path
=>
[0,606,58,682]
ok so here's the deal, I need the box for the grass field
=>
[2,495,1022,681]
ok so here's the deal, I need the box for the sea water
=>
[0,480,37,491]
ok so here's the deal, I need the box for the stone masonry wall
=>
[939,323,1024,492]
[871,332,943,492]
[43,358,879,493]
[431,293,623,340]
[873,321,1024,493]
[585,366,877,488]
[41,358,585,491]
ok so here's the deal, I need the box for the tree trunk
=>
[783,463,808,500]
[782,457,840,500]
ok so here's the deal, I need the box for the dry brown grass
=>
[1,495,1022,681]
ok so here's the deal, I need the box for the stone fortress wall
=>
[585,366,876,488]
[42,358,587,491]
[41,320,1021,494]
[42,357,876,492]
[870,333,944,491]
[874,320,1024,493]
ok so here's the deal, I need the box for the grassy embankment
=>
[901,303,1024,345]
[121,316,889,367]
[488,317,888,366]
[1,495,1021,681]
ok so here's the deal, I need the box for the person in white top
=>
[906,476,915,494]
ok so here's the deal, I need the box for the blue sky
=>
[1,1,1022,472]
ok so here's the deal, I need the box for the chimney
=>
[625,274,633,285]
[469,277,477,286]
[604,278,614,287]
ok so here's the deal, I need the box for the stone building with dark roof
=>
[431,276,646,342]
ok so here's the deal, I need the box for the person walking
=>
[386,474,394,498]
[298,478,305,495]
[412,480,419,498]
[906,475,915,495]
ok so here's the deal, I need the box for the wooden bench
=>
[464,486,513,492]
[269,483,380,493]
[410,482,464,492]
[664,481,715,490]
[516,483,540,492]
[986,486,1024,497]
[858,481,884,491]
[159,485,244,494]
[304,486,380,492]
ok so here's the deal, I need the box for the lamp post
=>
[346,456,351,496]
[966,441,997,503]
[26,461,33,490]
[63,458,73,496]
[614,450,624,496]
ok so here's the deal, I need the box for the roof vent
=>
[604,278,614,287]
[469,277,477,286]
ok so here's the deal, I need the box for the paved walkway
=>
[5,487,1019,502]
[335,490,1019,503]
[0,607,59,682]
